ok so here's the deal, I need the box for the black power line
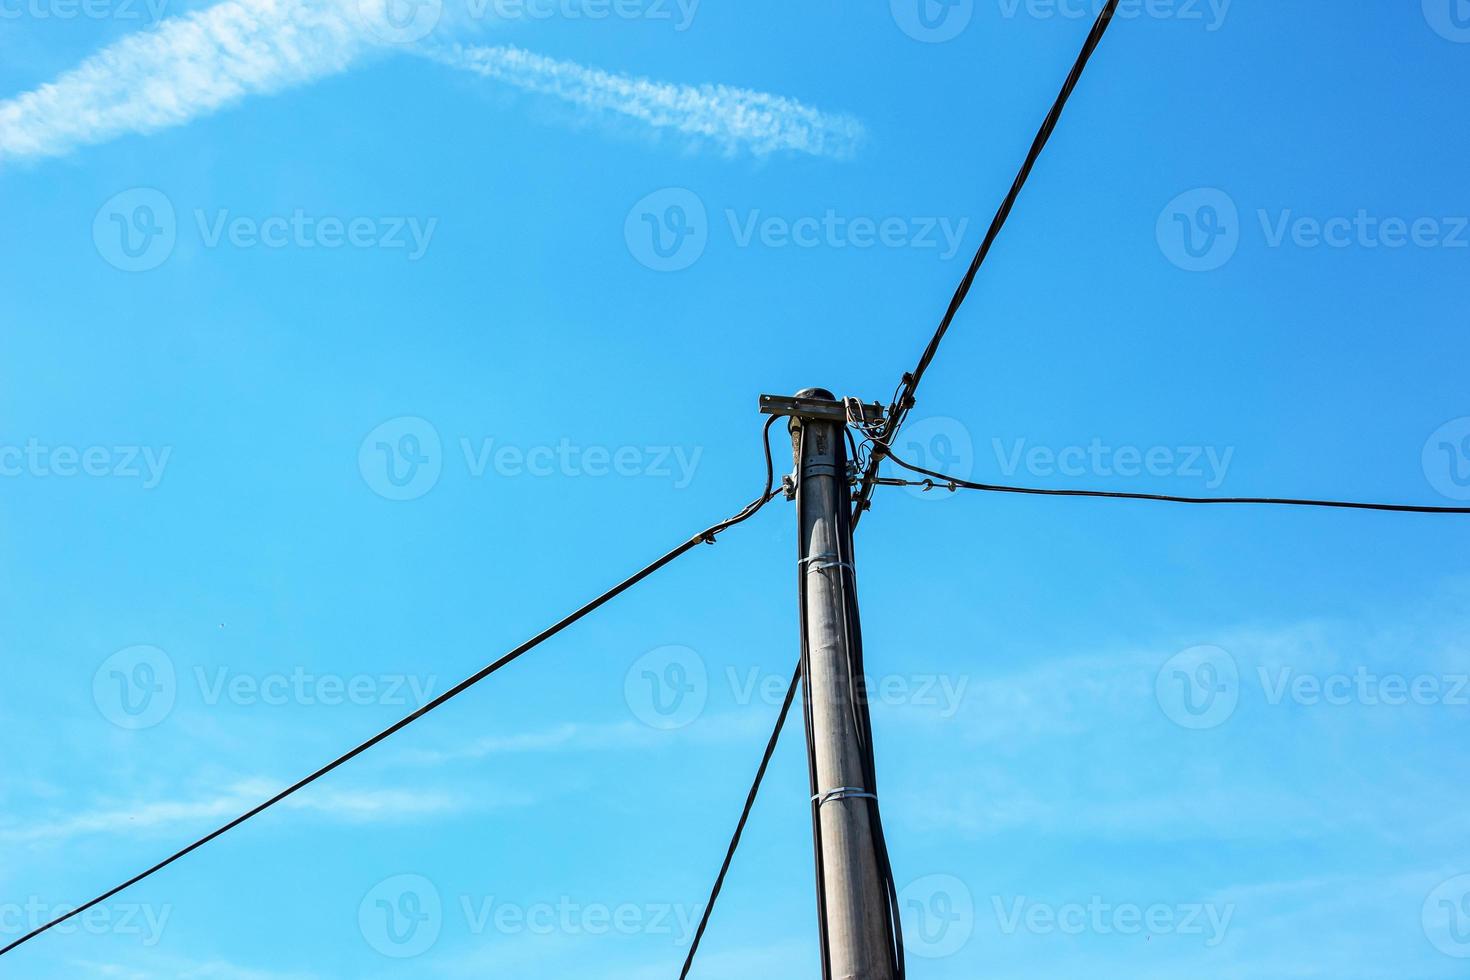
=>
[853,0,1123,525]
[0,422,785,960]
[877,439,1470,514]
[677,662,801,980]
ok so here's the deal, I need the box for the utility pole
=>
[762,389,899,980]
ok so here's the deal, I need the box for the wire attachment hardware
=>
[799,553,854,574]
[811,787,878,808]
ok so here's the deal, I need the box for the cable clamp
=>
[812,787,877,808]
[799,553,853,574]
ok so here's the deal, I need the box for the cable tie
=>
[798,553,853,574]
[811,787,877,807]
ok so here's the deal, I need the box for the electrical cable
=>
[875,438,1470,514]
[853,0,1123,525]
[676,662,801,980]
[0,421,786,960]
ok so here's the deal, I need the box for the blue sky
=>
[3,0,1470,977]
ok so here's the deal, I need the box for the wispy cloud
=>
[432,43,865,158]
[0,0,376,163]
[397,711,767,766]
[0,2,863,164]
[0,777,503,845]
[73,954,318,980]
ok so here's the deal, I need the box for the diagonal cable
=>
[1,426,783,959]
[876,438,1470,514]
[677,662,802,980]
[853,0,1123,525]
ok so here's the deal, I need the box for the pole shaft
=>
[794,406,897,980]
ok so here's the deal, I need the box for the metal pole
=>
[792,387,898,980]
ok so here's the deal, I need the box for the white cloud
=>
[0,0,378,162]
[0,2,863,163]
[433,43,864,158]
[72,954,319,979]
[0,777,491,845]
[397,711,767,765]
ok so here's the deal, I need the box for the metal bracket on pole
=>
[759,393,884,425]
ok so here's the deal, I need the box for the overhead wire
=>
[676,663,801,980]
[0,418,786,960]
[853,0,1124,525]
[874,437,1470,514]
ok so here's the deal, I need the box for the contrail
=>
[434,42,865,158]
[0,0,381,162]
[0,0,862,163]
